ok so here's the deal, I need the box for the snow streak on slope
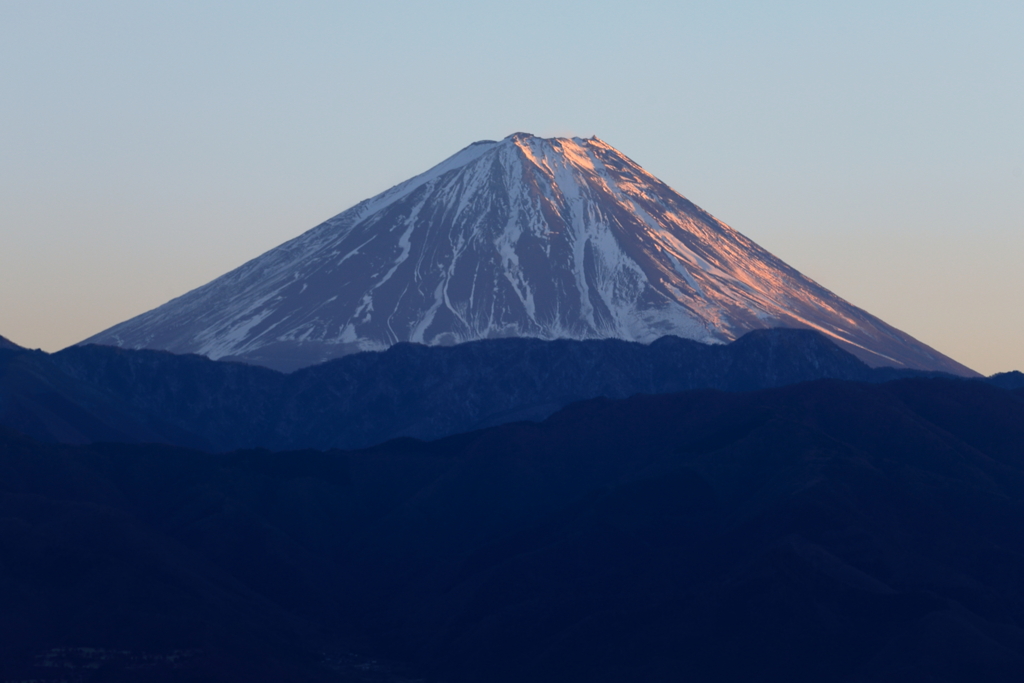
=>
[81,133,975,375]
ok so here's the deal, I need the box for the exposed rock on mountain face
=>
[81,133,974,375]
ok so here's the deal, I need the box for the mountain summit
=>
[81,133,974,375]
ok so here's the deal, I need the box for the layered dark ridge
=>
[3,329,958,452]
[0,334,24,351]
[2,377,1024,681]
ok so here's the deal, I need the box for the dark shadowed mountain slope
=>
[0,428,410,683]
[81,134,974,376]
[0,347,202,447]
[0,334,23,351]
[40,328,942,451]
[3,377,1024,681]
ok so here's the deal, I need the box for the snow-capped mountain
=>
[81,133,975,375]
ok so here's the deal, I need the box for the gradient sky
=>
[2,1,1021,374]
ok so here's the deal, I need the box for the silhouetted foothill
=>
[0,334,24,351]
[987,370,1024,390]
[2,377,1024,681]
[2,329,962,452]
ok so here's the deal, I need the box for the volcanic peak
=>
[79,133,976,376]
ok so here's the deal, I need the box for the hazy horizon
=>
[2,2,1021,374]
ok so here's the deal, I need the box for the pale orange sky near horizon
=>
[1,1,1021,374]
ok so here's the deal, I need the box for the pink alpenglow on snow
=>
[81,133,976,375]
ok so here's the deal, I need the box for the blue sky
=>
[1,1,1021,373]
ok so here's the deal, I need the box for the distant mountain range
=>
[0,329,984,452]
[2,375,1024,681]
[81,133,974,376]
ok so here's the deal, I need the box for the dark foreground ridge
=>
[0,328,966,452]
[2,376,1024,681]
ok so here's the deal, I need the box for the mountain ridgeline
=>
[0,334,24,351]
[0,329,959,452]
[3,376,1024,681]
[81,133,974,376]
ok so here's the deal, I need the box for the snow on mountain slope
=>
[80,133,976,375]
